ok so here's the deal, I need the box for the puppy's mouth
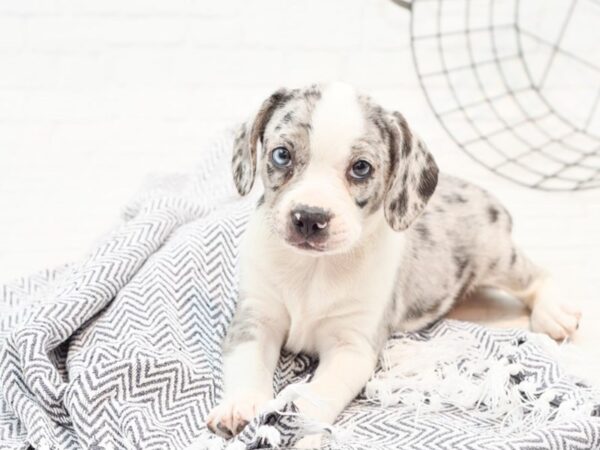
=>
[286,238,327,253]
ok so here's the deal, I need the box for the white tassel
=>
[530,333,598,387]
[328,422,355,444]
[188,434,224,450]
[254,425,282,448]
[367,330,598,435]
[37,440,51,450]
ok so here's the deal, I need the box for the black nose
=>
[290,207,331,238]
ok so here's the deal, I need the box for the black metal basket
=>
[392,0,600,190]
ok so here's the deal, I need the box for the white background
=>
[0,0,598,371]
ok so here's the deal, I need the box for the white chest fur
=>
[239,210,405,355]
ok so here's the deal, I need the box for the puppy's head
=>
[232,82,438,255]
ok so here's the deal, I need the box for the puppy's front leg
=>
[206,299,288,438]
[295,339,378,447]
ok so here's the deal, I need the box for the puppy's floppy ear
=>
[232,88,292,196]
[384,111,439,231]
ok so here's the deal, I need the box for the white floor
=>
[0,0,599,380]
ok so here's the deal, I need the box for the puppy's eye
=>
[350,160,372,179]
[271,147,292,168]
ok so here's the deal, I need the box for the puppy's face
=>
[232,83,439,255]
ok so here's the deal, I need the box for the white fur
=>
[207,205,404,438]
[206,83,582,445]
[310,82,365,161]
[273,83,367,254]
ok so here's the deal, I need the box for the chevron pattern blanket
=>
[1,132,599,450]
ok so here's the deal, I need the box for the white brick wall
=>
[0,0,599,363]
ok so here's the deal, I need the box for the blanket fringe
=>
[189,330,600,449]
[366,330,596,434]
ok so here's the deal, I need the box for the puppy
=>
[206,82,581,442]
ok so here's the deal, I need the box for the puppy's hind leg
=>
[485,246,581,340]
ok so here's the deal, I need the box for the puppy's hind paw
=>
[530,279,581,340]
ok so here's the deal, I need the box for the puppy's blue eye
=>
[271,147,292,168]
[350,160,372,179]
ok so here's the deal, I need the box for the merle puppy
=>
[206,82,581,446]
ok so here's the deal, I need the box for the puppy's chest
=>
[282,268,351,353]
[276,259,383,354]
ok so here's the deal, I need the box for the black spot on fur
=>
[414,222,431,242]
[282,111,294,123]
[355,198,368,208]
[443,193,468,204]
[280,135,294,150]
[454,252,469,280]
[256,195,265,207]
[488,206,500,223]
[234,165,243,181]
[256,89,297,144]
[488,258,499,271]
[417,154,438,201]
[393,112,412,158]
[298,122,312,132]
[386,123,400,182]
[370,107,391,146]
[396,191,408,217]
[510,248,517,266]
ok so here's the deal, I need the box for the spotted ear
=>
[232,88,292,196]
[384,111,439,231]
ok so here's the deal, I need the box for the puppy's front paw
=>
[531,282,581,340]
[206,392,271,438]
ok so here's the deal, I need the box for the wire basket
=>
[393,0,600,190]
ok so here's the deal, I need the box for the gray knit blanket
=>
[1,132,599,450]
